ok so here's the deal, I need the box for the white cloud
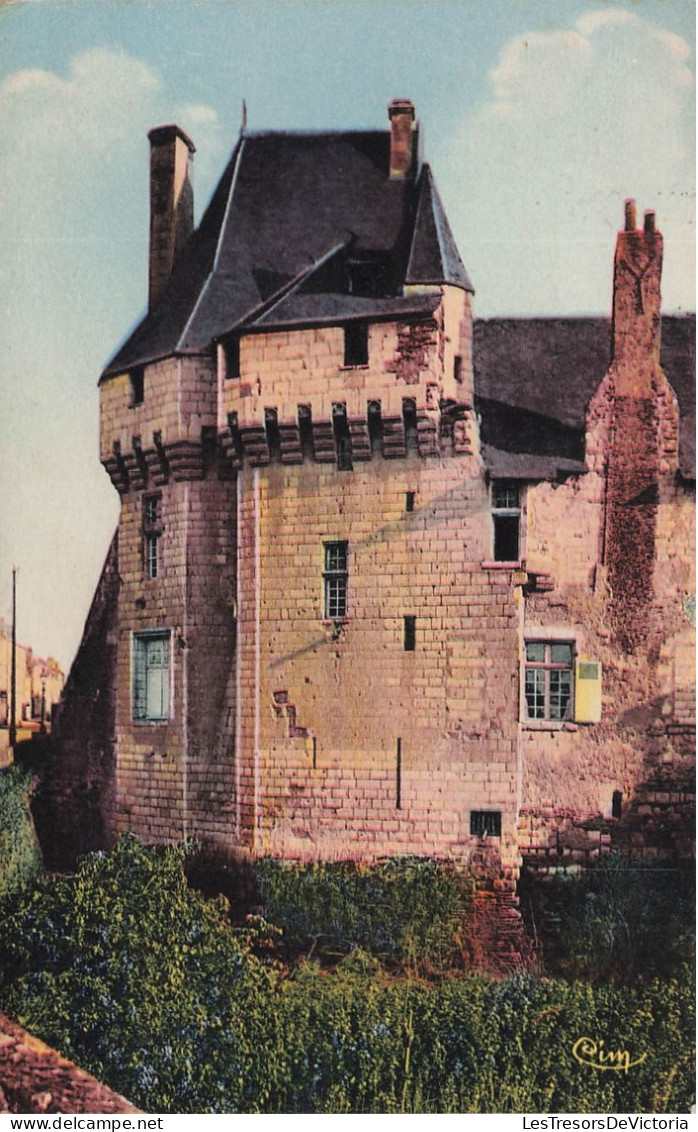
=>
[180,102,219,125]
[439,8,695,314]
[0,48,162,157]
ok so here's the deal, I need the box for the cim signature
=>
[572,1037,647,1073]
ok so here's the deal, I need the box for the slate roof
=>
[101,124,694,483]
[473,315,696,480]
[103,128,472,378]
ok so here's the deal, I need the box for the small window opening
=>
[403,398,418,451]
[405,491,415,513]
[396,737,402,810]
[492,480,521,562]
[130,367,144,407]
[201,425,218,477]
[265,408,281,461]
[332,404,353,471]
[323,541,348,620]
[404,615,416,652]
[298,405,314,460]
[368,401,383,454]
[143,494,162,580]
[224,337,240,379]
[470,811,501,838]
[344,321,368,366]
[454,355,463,383]
[612,790,623,819]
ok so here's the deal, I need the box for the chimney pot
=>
[644,210,656,235]
[388,99,416,180]
[624,198,637,232]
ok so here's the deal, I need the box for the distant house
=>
[0,619,64,761]
[47,101,694,881]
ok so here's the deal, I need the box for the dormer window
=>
[344,322,369,367]
[130,367,145,407]
[347,257,391,297]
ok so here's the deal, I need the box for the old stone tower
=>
[45,101,694,879]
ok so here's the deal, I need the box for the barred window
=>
[323,541,348,620]
[133,631,170,722]
[524,641,574,721]
[470,811,501,837]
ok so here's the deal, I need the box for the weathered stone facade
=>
[47,104,694,883]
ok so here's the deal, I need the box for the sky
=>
[0,0,694,672]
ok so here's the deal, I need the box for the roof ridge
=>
[242,127,386,139]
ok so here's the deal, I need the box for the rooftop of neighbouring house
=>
[474,314,695,480]
[0,1011,140,1114]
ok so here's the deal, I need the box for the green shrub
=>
[0,834,276,1113]
[1,840,694,1113]
[531,856,695,983]
[0,765,43,905]
[253,857,474,971]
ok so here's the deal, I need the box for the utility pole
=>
[9,567,16,750]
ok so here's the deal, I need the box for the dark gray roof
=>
[480,446,587,480]
[103,129,471,378]
[252,291,441,330]
[474,316,695,480]
[470,316,692,479]
[405,167,473,291]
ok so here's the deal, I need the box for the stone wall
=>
[516,210,695,870]
[233,451,522,871]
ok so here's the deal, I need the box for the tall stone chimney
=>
[611,198,663,396]
[148,124,196,310]
[388,99,416,180]
[604,201,669,653]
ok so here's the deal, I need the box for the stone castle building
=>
[39,100,694,877]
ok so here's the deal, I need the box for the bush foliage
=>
[0,766,43,905]
[524,856,695,984]
[0,837,694,1114]
[252,856,474,970]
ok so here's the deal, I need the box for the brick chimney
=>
[148,124,196,310]
[611,198,663,396]
[388,99,416,180]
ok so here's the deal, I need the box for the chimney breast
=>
[148,124,196,310]
[388,99,416,180]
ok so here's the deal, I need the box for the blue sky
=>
[0,0,694,669]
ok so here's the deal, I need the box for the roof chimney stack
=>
[611,200,663,383]
[148,124,196,310]
[388,99,416,180]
